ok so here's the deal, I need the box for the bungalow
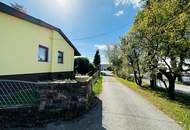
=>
[0,2,80,81]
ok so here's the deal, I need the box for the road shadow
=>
[4,98,106,130]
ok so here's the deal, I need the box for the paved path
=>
[100,76,182,130]
[13,75,182,130]
[143,79,190,94]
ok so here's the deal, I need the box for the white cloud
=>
[95,44,108,51]
[114,10,124,16]
[88,57,94,63]
[114,0,141,8]
[94,44,114,64]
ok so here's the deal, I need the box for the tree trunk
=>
[150,79,156,88]
[159,69,176,99]
[138,78,142,87]
[134,70,138,85]
[168,77,176,100]
[150,71,157,88]
[177,74,182,82]
[134,70,142,87]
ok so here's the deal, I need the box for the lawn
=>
[116,77,190,130]
[93,75,103,95]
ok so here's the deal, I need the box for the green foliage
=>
[74,57,96,75]
[117,69,127,79]
[113,0,190,98]
[106,45,123,74]
[88,63,96,76]
[126,75,135,82]
[107,0,190,98]
[120,33,144,86]
[93,50,101,67]
[133,0,190,74]
[107,66,114,71]
[93,75,103,95]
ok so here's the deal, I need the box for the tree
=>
[120,33,144,86]
[106,45,123,76]
[10,2,27,13]
[93,50,101,68]
[107,0,190,99]
[132,0,190,99]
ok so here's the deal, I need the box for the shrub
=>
[107,66,114,71]
[117,70,127,79]
[74,57,96,75]
[88,63,96,76]
[126,75,135,82]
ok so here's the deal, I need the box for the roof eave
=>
[0,2,81,56]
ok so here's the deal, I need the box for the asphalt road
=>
[100,75,182,130]
[12,74,182,130]
[143,79,190,94]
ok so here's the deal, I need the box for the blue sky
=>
[0,0,140,63]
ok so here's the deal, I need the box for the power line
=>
[52,23,130,41]
[71,23,129,41]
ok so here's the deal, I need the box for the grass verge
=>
[93,75,103,95]
[116,77,190,130]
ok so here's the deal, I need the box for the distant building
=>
[101,64,110,71]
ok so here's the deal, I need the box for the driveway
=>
[11,75,182,130]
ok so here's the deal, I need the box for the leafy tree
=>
[106,45,123,75]
[93,50,101,68]
[10,2,27,13]
[132,0,190,99]
[107,0,190,99]
[120,33,144,86]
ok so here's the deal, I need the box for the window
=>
[38,45,48,62]
[58,51,64,64]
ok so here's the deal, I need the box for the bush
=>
[126,75,135,82]
[88,63,96,76]
[107,66,114,71]
[74,57,96,75]
[117,70,127,79]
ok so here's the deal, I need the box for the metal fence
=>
[0,80,39,109]
[0,72,100,110]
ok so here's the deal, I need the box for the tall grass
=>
[93,76,103,95]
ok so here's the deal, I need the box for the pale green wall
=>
[52,31,74,72]
[0,12,74,75]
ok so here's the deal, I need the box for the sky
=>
[0,0,140,64]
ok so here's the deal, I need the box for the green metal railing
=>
[0,80,39,109]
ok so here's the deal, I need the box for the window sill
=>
[38,61,49,63]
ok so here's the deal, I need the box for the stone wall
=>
[0,72,100,128]
[36,72,99,118]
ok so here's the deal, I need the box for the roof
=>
[0,2,81,56]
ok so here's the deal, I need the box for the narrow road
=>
[100,75,182,130]
[143,79,190,94]
[16,75,182,130]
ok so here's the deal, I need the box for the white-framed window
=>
[58,51,64,64]
[38,45,48,62]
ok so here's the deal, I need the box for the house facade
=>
[0,2,80,81]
